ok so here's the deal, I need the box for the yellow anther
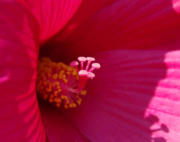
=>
[56,98,61,103]
[72,71,77,76]
[58,74,62,79]
[66,99,70,104]
[60,70,64,74]
[64,96,68,101]
[52,73,58,80]
[64,79,68,83]
[55,81,59,85]
[77,98,82,105]
[54,91,58,96]
[62,74,66,79]
[69,104,72,108]
[69,103,76,108]
[81,90,87,96]
[57,89,61,93]
[67,67,72,72]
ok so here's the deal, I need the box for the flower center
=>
[37,57,100,109]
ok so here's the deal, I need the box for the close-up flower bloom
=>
[0,0,180,142]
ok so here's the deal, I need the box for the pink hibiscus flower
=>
[0,0,180,142]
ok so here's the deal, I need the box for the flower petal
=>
[64,49,180,142]
[0,2,46,141]
[50,0,180,53]
[18,0,82,42]
[39,101,90,142]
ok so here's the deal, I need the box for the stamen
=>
[78,56,86,69]
[37,56,100,109]
[86,57,95,70]
[88,72,95,79]
[89,63,101,72]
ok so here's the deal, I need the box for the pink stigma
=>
[70,56,101,91]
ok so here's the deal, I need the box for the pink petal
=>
[39,101,90,142]
[172,0,180,13]
[49,0,180,54]
[0,2,46,141]
[18,0,82,42]
[64,48,180,142]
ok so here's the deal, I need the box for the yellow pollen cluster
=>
[37,57,87,109]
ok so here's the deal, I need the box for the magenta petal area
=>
[18,0,82,42]
[0,2,46,142]
[39,101,90,142]
[48,0,180,54]
[64,49,180,142]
